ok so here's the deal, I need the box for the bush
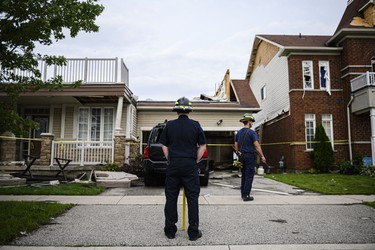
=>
[337,154,364,175]
[361,167,375,177]
[311,124,334,172]
[96,162,121,172]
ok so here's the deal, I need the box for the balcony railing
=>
[1,57,129,86]
[51,141,114,166]
[351,72,375,92]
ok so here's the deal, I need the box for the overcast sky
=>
[35,0,347,101]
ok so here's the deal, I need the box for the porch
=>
[0,57,138,167]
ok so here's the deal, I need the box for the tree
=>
[0,0,104,135]
[311,123,334,172]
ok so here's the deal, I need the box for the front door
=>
[22,108,49,157]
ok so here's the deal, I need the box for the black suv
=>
[143,122,209,186]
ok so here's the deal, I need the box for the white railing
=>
[1,57,129,85]
[51,141,114,166]
[351,72,375,92]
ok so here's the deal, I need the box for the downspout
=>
[347,95,354,162]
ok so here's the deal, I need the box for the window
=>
[305,114,316,150]
[261,85,266,100]
[78,107,114,143]
[322,114,334,149]
[319,61,330,91]
[302,61,314,89]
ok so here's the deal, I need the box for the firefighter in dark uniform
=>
[159,97,207,241]
[235,113,266,201]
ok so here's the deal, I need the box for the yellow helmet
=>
[172,97,193,113]
[240,113,255,122]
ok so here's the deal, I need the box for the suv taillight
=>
[202,148,208,158]
[144,146,150,159]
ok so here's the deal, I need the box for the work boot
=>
[242,195,254,201]
[189,230,202,241]
[165,233,175,239]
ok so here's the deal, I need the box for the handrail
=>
[351,72,375,92]
[0,57,128,85]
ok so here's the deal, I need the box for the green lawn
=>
[0,201,74,245]
[0,182,104,245]
[265,173,375,195]
[0,182,106,195]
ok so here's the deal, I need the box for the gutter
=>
[347,95,354,162]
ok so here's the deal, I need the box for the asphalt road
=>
[100,170,311,196]
[7,172,375,247]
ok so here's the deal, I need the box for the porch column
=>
[371,108,375,166]
[115,97,124,135]
[114,135,126,166]
[40,133,54,166]
[0,132,16,161]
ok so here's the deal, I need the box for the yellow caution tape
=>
[0,135,349,147]
[0,135,42,141]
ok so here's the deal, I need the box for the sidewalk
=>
[1,193,375,205]
[2,244,375,250]
[1,193,375,250]
[1,174,375,250]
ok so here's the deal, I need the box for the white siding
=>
[250,55,290,127]
[137,110,247,134]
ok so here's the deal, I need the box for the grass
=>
[363,201,375,208]
[0,201,74,245]
[265,173,375,195]
[0,182,104,244]
[0,182,106,195]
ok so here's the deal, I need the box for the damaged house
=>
[246,0,375,170]
[137,69,260,168]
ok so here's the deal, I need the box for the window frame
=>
[261,85,267,101]
[305,113,316,151]
[319,61,330,90]
[78,107,114,144]
[322,114,334,149]
[302,61,314,90]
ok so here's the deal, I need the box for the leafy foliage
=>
[0,0,104,135]
[311,123,334,172]
[338,153,374,176]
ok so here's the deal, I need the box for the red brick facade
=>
[253,2,375,171]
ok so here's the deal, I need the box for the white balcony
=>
[351,72,375,92]
[351,72,375,114]
[1,57,129,86]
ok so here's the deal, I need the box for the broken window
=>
[319,61,330,90]
[302,61,314,90]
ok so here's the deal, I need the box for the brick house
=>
[246,0,375,170]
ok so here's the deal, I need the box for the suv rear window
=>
[149,124,165,143]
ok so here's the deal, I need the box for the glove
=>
[233,159,243,169]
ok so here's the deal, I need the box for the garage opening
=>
[205,131,235,169]
[141,129,236,168]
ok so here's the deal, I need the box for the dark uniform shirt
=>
[235,128,259,154]
[159,115,206,159]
